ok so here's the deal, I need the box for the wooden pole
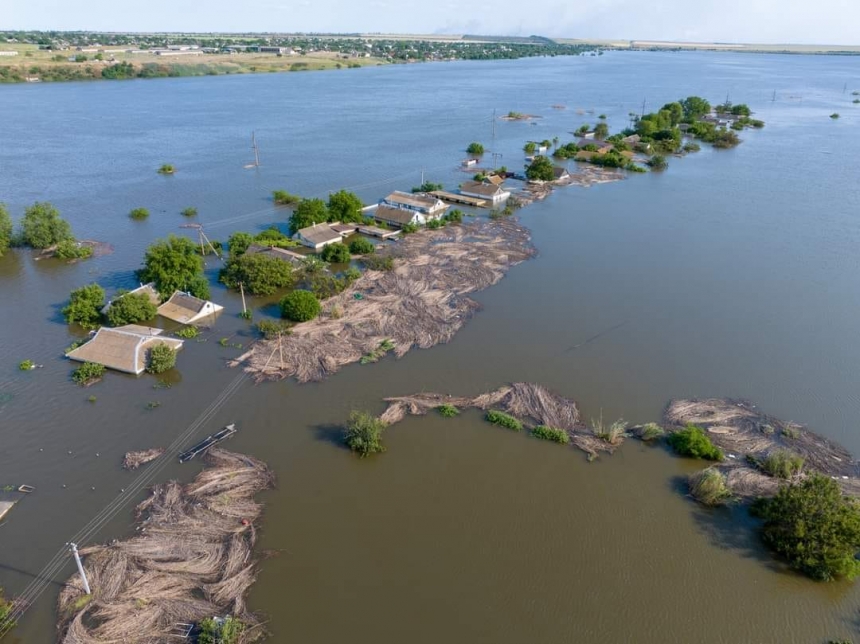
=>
[239,282,247,313]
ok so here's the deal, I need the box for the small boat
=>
[179,424,237,463]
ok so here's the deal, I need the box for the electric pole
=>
[68,543,91,595]
[239,282,247,314]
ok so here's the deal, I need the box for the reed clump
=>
[486,409,523,431]
[531,425,570,444]
[689,468,732,506]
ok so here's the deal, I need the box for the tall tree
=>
[138,235,209,300]
[327,190,364,224]
[62,283,105,329]
[680,96,711,119]
[20,201,73,249]
[289,198,329,235]
[525,156,555,182]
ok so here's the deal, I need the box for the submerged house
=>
[157,292,224,324]
[246,243,305,267]
[66,325,184,375]
[101,283,160,316]
[552,166,571,181]
[373,205,425,229]
[459,181,511,205]
[292,222,344,250]
[380,191,448,219]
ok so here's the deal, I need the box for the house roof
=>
[101,283,160,314]
[577,138,612,149]
[622,134,641,143]
[484,175,505,186]
[383,191,441,210]
[374,205,418,226]
[246,244,305,265]
[295,222,343,246]
[66,325,183,375]
[329,223,360,234]
[552,166,570,179]
[157,292,222,324]
[460,181,507,198]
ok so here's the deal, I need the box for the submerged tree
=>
[326,190,364,223]
[289,198,329,235]
[105,292,157,326]
[138,235,209,300]
[63,283,106,329]
[146,342,177,374]
[525,155,555,182]
[219,252,296,296]
[344,410,387,457]
[0,203,12,257]
[20,201,73,249]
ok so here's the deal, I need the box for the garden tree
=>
[525,156,555,182]
[348,237,374,255]
[0,203,12,256]
[320,242,351,263]
[280,289,321,321]
[63,283,106,329]
[146,342,177,374]
[752,474,860,581]
[326,190,363,223]
[105,292,157,326]
[289,198,328,235]
[138,235,210,300]
[226,231,254,257]
[219,252,296,296]
[594,122,609,139]
[466,142,485,154]
[20,201,73,249]
[680,96,711,119]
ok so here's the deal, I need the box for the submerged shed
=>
[157,291,224,324]
[66,325,184,375]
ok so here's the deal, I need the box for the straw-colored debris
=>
[57,449,274,644]
[233,218,535,383]
[122,448,165,470]
[666,398,860,499]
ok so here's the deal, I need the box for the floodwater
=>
[1,51,860,643]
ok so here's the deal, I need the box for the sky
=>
[3,0,857,45]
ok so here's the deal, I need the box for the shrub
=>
[667,424,724,461]
[593,416,627,445]
[272,190,301,205]
[411,182,443,193]
[761,450,804,479]
[362,255,394,271]
[174,325,199,339]
[486,409,523,431]
[253,227,298,249]
[181,207,197,217]
[752,474,860,581]
[309,273,349,299]
[146,343,177,374]
[830,113,840,119]
[20,201,73,249]
[682,142,701,153]
[0,203,11,257]
[438,404,459,417]
[54,240,93,260]
[72,362,105,386]
[426,219,444,230]
[256,319,292,339]
[320,243,351,263]
[348,237,374,255]
[198,616,245,644]
[63,283,106,329]
[19,360,35,371]
[157,163,175,175]
[105,292,157,326]
[531,425,570,444]
[647,155,668,170]
[712,130,740,149]
[280,290,320,322]
[344,410,387,457]
[689,468,732,506]
[524,141,537,154]
[444,209,463,224]
[129,207,150,220]
[401,223,419,234]
[640,422,665,441]
[343,266,362,283]
[466,142,485,155]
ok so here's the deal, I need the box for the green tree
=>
[466,142,485,155]
[731,103,751,116]
[344,410,387,457]
[647,155,668,170]
[129,207,149,220]
[594,122,610,139]
[279,289,320,321]
[327,190,364,223]
[752,474,860,581]
[660,101,684,125]
[680,96,711,119]
[219,252,296,296]
[320,242,350,263]
[146,342,177,374]
[525,156,555,182]
[348,237,374,255]
[105,292,157,326]
[272,190,300,205]
[289,198,329,235]
[523,141,537,154]
[20,202,73,249]
[198,616,245,644]
[227,231,254,257]
[0,203,12,257]
[62,283,105,329]
[138,235,209,300]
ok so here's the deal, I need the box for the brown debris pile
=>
[666,398,860,499]
[122,448,165,470]
[57,449,275,644]
[233,218,535,383]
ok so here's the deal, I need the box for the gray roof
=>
[383,191,441,210]
[157,292,222,324]
[247,244,304,265]
[460,181,507,198]
[374,205,418,226]
[294,222,343,246]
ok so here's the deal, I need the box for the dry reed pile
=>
[57,449,274,644]
[122,448,165,470]
[233,218,535,382]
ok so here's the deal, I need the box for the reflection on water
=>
[1,51,859,642]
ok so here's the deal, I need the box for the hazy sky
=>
[3,0,857,45]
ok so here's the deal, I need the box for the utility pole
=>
[239,282,247,314]
[641,98,646,117]
[68,543,91,595]
[420,168,424,186]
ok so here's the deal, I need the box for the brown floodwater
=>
[2,51,860,643]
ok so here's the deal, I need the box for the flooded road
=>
[2,51,860,642]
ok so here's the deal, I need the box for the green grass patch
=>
[485,409,523,431]
[438,404,459,417]
[667,424,724,461]
[531,425,570,444]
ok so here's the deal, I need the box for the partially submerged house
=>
[483,174,506,187]
[577,139,614,154]
[459,181,511,205]
[66,325,184,375]
[246,243,305,267]
[292,222,344,250]
[101,283,160,316]
[373,205,426,228]
[552,166,571,181]
[380,191,448,218]
[157,292,224,324]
